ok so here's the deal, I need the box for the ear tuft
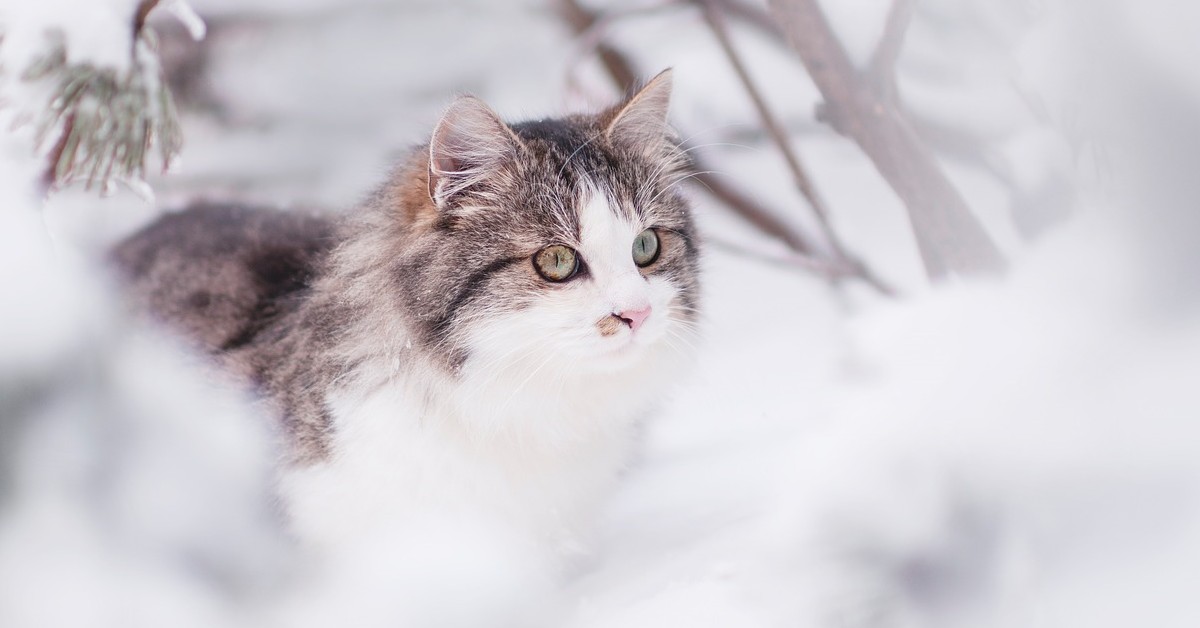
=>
[604,69,674,156]
[428,96,519,206]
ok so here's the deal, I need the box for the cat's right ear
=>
[428,96,520,207]
[602,69,674,158]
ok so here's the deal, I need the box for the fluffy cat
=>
[112,70,701,558]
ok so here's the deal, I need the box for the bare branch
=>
[561,1,688,102]
[866,0,914,103]
[566,1,685,69]
[700,3,840,232]
[698,0,894,295]
[687,170,819,255]
[698,1,831,226]
[556,0,640,90]
[768,0,1005,279]
[705,236,857,278]
[713,0,788,45]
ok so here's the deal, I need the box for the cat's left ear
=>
[428,96,521,207]
[603,69,674,157]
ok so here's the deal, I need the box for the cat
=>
[111,70,701,559]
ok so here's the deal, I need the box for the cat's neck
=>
[330,339,664,459]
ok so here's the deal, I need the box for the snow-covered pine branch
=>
[0,0,204,199]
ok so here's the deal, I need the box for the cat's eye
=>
[632,228,660,267]
[534,244,579,282]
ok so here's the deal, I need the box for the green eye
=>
[534,244,579,282]
[632,228,660,267]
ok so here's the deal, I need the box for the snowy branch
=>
[768,0,1006,279]
[4,0,201,198]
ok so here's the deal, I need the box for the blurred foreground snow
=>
[2,0,1199,626]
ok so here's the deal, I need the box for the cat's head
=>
[395,70,700,380]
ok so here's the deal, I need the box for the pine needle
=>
[20,29,183,196]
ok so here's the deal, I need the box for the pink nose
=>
[615,306,652,332]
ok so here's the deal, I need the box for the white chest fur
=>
[278,351,672,560]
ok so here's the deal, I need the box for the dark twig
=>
[556,0,639,91]
[699,1,830,225]
[562,1,689,103]
[768,0,1005,279]
[39,113,74,196]
[566,1,685,67]
[687,170,819,256]
[133,0,161,52]
[705,236,857,278]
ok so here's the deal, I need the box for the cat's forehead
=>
[512,117,643,195]
[507,119,668,225]
[511,117,596,156]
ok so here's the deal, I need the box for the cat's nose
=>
[615,305,652,332]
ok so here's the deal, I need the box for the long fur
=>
[112,72,702,557]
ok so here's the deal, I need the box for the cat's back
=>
[112,202,338,353]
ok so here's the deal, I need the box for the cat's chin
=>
[587,346,646,373]
[579,332,669,374]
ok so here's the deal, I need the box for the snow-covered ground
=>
[2,1,1199,626]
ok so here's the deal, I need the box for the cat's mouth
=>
[602,321,662,357]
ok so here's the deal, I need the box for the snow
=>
[3,0,1200,626]
[0,175,286,628]
[0,0,142,72]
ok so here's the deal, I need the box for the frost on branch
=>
[3,0,203,198]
